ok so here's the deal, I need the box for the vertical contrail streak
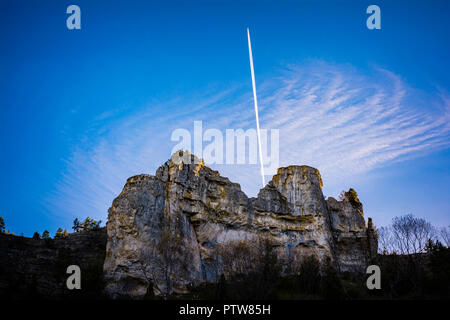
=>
[247,28,266,187]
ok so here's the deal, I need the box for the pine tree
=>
[55,228,64,239]
[81,217,92,230]
[32,232,41,240]
[81,217,102,231]
[42,230,50,239]
[73,218,81,232]
[0,216,5,233]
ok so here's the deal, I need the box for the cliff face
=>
[104,151,378,298]
[0,229,106,299]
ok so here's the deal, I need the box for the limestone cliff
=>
[103,151,377,298]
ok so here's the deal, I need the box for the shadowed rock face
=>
[0,229,106,299]
[104,151,378,298]
[327,191,377,272]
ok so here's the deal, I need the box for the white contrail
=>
[247,28,266,187]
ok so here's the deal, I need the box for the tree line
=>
[0,216,102,240]
[378,214,449,255]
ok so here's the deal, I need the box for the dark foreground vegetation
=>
[0,214,449,300]
[149,214,449,300]
[155,237,448,300]
[0,227,106,300]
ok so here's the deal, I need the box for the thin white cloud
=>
[258,64,449,184]
[44,61,450,224]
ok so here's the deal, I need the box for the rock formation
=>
[104,151,378,298]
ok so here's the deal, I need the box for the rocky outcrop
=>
[104,151,378,298]
[327,189,377,272]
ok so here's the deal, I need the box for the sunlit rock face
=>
[103,151,377,298]
[267,166,334,262]
[327,190,378,273]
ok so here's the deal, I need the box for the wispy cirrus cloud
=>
[44,61,450,223]
[259,63,450,182]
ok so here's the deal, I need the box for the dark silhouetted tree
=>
[55,228,64,238]
[72,218,81,232]
[320,257,345,299]
[439,226,450,247]
[0,216,5,233]
[41,230,50,239]
[299,255,321,295]
[425,239,450,295]
[73,217,102,232]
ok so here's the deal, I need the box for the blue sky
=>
[0,0,449,236]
